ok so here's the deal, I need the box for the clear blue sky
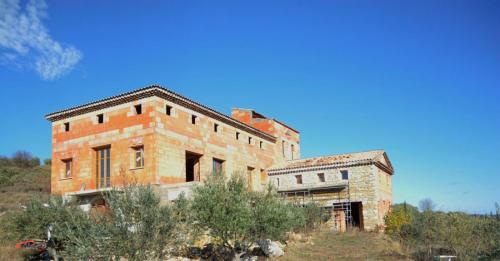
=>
[1,0,499,213]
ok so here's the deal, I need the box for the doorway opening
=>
[186,152,201,182]
[351,202,364,230]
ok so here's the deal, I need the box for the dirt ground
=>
[276,229,411,261]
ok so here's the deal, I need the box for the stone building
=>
[45,84,393,230]
[268,150,394,231]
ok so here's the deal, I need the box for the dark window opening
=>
[191,115,197,124]
[166,105,172,116]
[277,178,280,187]
[291,144,295,159]
[63,158,72,178]
[64,122,70,132]
[214,123,219,132]
[212,158,224,175]
[134,104,142,115]
[259,141,263,149]
[318,173,325,182]
[295,175,303,184]
[282,140,286,157]
[97,114,104,124]
[341,170,349,180]
[133,146,144,168]
[248,137,252,145]
[186,152,201,182]
[236,132,240,140]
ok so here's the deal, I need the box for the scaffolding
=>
[279,180,353,229]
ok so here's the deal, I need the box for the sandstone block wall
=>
[269,164,392,231]
[51,96,299,195]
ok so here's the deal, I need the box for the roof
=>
[45,84,276,142]
[268,150,394,175]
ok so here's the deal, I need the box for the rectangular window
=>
[341,170,349,180]
[317,173,325,182]
[96,147,111,189]
[191,115,197,124]
[133,146,144,168]
[166,105,172,116]
[259,141,263,149]
[134,104,142,115]
[63,158,72,178]
[295,175,303,185]
[291,144,295,159]
[236,132,240,140]
[64,122,70,132]
[97,114,104,124]
[212,158,224,174]
[277,177,280,187]
[282,141,286,157]
[214,123,219,132]
[248,137,252,145]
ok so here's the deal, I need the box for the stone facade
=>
[268,150,393,231]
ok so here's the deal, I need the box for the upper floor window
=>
[191,115,197,125]
[64,122,70,132]
[166,105,172,116]
[214,123,219,133]
[259,141,263,149]
[341,170,349,180]
[97,114,104,124]
[282,141,286,157]
[295,175,303,184]
[63,158,72,178]
[248,137,252,145]
[291,144,295,159]
[133,146,144,168]
[317,173,325,182]
[236,132,240,140]
[134,104,142,115]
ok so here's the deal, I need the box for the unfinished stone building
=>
[45,84,393,230]
[268,150,393,231]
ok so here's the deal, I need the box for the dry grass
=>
[277,229,411,261]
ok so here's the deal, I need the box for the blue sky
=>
[0,0,499,213]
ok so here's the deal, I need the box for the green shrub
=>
[59,185,178,261]
[190,173,306,257]
[385,201,500,261]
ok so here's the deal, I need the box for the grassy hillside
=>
[0,154,51,260]
[0,165,50,213]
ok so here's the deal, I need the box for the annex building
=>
[45,84,393,231]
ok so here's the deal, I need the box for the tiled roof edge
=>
[268,159,375,175]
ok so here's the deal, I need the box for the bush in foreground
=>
[385,201,500,260]
[7,173,317,260]
[189,173,309,258]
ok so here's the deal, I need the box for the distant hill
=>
[0,152,50,214]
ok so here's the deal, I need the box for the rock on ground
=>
[257,239,284,258]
